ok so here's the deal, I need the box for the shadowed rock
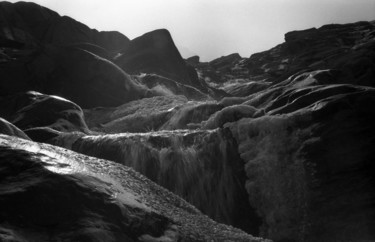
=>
[115,29,207,91]
[228,88,375,241]
[0,91,89,133]
[0,1,129,52]
[186,55,200,65]
[0,44,150,108]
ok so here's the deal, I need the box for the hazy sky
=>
[7,0,375,61]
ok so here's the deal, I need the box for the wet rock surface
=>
[228,88,375,241]
[49,129,262,235]
[0,134,266,242]
[1,1,375,241]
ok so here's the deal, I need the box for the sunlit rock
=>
[136,74,209,100]
[201,105,258,129]
[84,95,188,133]
[0,117,30,140]
[161,101,223,130]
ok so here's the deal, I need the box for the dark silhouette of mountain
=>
[115,29,208,91]
[0,1,129,52]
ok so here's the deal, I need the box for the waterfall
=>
[54,128,261,234]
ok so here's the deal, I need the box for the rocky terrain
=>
[1,1,375,242]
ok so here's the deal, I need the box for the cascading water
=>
[53,128,262,234]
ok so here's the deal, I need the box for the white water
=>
[57,129,252,228]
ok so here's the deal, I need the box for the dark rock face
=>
[243,21,375,86]
[115,29,207,91]
[186,55,200,65]
[210,53,242,70]
[0,1,129,52]
[0,134,265,242]
[0,91,89,133]
[0,1,218,107]
[228,87,375,241]
[0,1,151,109]
[0,44,150,108]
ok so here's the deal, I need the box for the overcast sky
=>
[8,0,375,61]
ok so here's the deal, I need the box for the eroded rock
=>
[227,88,375,241]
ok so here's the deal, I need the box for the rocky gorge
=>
[1,1,375,242]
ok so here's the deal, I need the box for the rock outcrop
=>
[0,117,30,139]
[228,86,375,241]
[0,91,89,133]
[115,29,205,90]
[0,43,150,108]
[243,21,375,87]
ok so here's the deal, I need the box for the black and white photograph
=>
[0,0,375,241]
